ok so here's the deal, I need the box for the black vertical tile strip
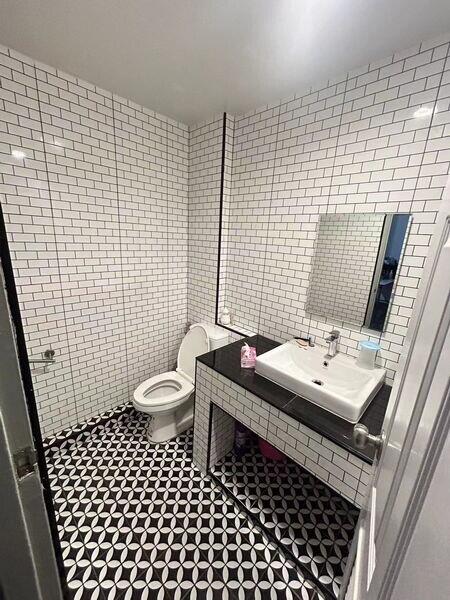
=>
[215,112,227,326]
[206,401,214,471]
[0,203,68,599]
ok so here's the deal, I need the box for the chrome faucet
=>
[325,330,340,359]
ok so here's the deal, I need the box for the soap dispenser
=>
[220,307,231,326]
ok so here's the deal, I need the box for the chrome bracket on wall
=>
[29,348,56,365]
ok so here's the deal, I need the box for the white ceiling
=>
[1,0,450,125]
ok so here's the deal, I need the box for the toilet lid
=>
[177,324,210,381]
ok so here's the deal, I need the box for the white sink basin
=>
[255,341,386,423]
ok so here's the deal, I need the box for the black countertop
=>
[197,335,391,465]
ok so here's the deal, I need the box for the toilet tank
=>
[195,323,230,351]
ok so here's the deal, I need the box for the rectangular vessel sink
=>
[255,341,386,423]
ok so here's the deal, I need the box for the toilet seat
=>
[133,371,194,411]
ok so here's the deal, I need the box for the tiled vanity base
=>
[193,362,374,508]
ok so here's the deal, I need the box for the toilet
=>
[133,323,229,443]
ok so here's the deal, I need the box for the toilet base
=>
[146,396,194,444]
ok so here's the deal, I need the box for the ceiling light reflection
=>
[12,149,26,160]
[414,106,434,119]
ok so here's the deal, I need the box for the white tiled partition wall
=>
[187,116,223,324]
[194,361,373,507]
[222,109,279,334]
[190,33,450,383]
[0,44,188,436]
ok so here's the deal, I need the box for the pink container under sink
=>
[258,437,286,462]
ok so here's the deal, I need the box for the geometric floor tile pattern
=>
[211,444,360,599]
[45,409,329,600]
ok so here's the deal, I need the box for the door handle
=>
[353,423,385,452]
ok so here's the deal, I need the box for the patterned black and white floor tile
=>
[43,402,132,449]
[45,410,326,600]
[211,446,359,599]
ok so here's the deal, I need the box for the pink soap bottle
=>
[241,343,257,368]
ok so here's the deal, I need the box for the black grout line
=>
[214,112,227,326]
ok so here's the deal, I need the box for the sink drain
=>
[312,379,324,386]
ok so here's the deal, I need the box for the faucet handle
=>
[326,329,340,341]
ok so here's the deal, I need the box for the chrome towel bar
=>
[29,357,56,364]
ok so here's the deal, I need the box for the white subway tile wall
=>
[187,116,223,324]
[0,44,188,435]
[193,34,450,382]
[1,32,450,437]
[194,361,373,507]
[223,109,279,334]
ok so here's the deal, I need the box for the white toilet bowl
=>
[133,323,229,443]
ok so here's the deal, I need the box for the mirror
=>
[306,213,410,331]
